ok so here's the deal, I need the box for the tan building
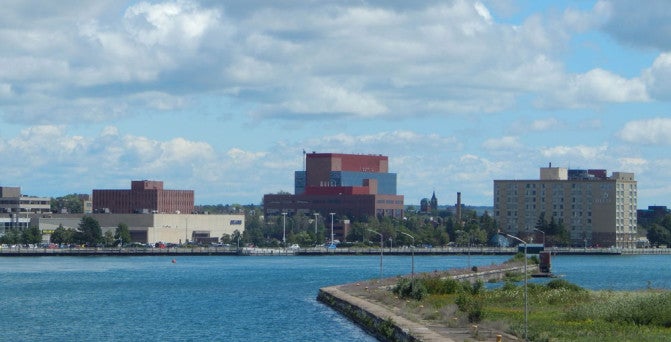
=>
[35,213,244,245]
[494,166,637,248]
[0,186,51,214]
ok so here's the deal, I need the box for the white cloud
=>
[540,144,609,160]
[643,53,671,101]
[0,0,615,124]
[544,68,649,108]
[482,136,521,150]
[618,118,671,145]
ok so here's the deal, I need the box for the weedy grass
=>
[392,276,671,341]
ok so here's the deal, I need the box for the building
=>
[92,180,194,214]
[264,152,404,241]
[0,186,51,214]
[0,186,51,236]
[34,213,244,245]
[420,191,439,213]
[493,165,638,248]
[637,205,670,226]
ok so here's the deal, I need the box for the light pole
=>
[367,229,383,281]
[313,212,319,242]
[533,228,545,247]
[329,213,335,247]
[400,232,415,279]
[500,232,528,341]
[282,212,287,247]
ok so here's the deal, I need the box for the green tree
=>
[0,229,20,244]
[76,216,103,246]
[648,224,671,246]
[50,194,85,214]
[115,223,132,246]
[50,225,76,245]
[21,226,43,244]
[103,230,115,246]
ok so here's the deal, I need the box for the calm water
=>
[1,254,669,341]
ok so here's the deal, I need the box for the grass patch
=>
[390,276,671,341]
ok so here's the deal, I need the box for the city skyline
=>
[1,1,670,208]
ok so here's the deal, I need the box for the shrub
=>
[456,292,485,323]
[422,277,461,295]
[392,278,428,301]
[546,279,585,292]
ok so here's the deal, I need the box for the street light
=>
[367,229,383,281]
[500,231,528,341]
[313,212,319,244]
[282,212,287,247]
[399,232,415,279]
[533,228,545,247]
[329,213,335,248]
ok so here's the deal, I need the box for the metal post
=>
[501,232,528,341]
[313,212,319,244]
[329,213,335,247]
[282,212,287,247]
[400,232,415,279]
[367,229,383,280]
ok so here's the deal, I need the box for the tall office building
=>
[264,152,404,240]
[493,165,637,248]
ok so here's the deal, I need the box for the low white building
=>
[34,213,245,245]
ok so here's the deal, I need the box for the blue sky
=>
[1,0,670,208]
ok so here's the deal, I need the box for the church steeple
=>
[430,191,438,211]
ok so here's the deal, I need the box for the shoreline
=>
[1,246,670,256]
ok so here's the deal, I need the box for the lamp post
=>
[329,213,335,247]
[281,212,287,247]
[533,228,545,247]
[367,229,383,281]
[500,232,528,341]
[400,232,415,279]
[313,212,319,244]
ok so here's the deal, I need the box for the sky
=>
[1,0,670,208]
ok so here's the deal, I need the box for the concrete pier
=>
[318,264,535,341]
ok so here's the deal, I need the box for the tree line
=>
[236,206,573,248]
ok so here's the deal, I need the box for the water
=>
[1,254,669,341]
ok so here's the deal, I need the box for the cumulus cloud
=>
[540,144,609,161]
[543,68,649,108]
[599,0,671,51]
[482,136,522,150]
[618,118,671,145]
[1,0,645,124]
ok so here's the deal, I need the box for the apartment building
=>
[494,165,637,248]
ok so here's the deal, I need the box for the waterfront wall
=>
[2,245,670,256]
[317,286,430,342]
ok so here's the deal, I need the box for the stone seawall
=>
[317,286,447,342]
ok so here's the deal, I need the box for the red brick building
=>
[93,180,194,214]
[264,153,404,241]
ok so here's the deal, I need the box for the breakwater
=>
[317,264,536,341]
